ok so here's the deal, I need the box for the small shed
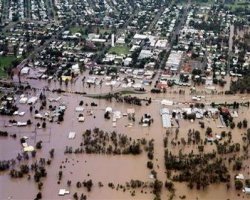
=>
[78,116,85,122]
[27,97,38,105]
[161,99,173,106]
[75,107,84,112]
[58,189,70,196]
[68,132,76,139]
[20,67,30,75]
[61,76,72,82]
[105,107,113,113]
[244,187,250,194]
[19,97,28,104]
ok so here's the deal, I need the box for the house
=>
[61,76,72,82]
[68,132,76,139]
[19,96,28,104]
[160,108,171,128]
[116,37,125,44]
[133,33,148,41]
[205,77,213,85]
[58,189,70,196]
[75,107,84,112]
[130,45,140,52]
[144,62,155,70]
[124,57,132,66]
[71,63,80,74]
[78,116,85,122]
[138,50,153,60]
[86,76,97,84]
[20,67,30,75]
[27,97,38,105]
[88,33,100,40]
[91,38,106,43]
[244,187,250,194]
[155,40,168,49]
[165,51,183,71]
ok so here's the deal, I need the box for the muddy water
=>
[1,71,250,200]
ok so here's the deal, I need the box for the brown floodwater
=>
[1,71,250,200]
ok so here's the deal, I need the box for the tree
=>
[36,141,43,149]
[73,192,78,200]
[237,121,242,129]
[49,149,55,158]
[36,192,42,199]
[84,179,93,192]
[65,79,69,86]
[153,179,163,198]
[80,194,87,200]
[235,180,243,190]
[243,119,248,128]
[67,180,72,187]
[194,130,201,143]
[59,77,62,85]
[38,182,43,190]
[206,127,212,135]
[230,122,235,129]
[147,161,153,169]
[148,152,154,160]
[245,179,250,188]
[247,128,250,143]
[12,14,19,22]
[31,150,36,158]
[233,160,242,171]
[58,114,64,122]
[79,100,84,106]
[42,122,46,128]
[165,181,174,191]
[76,181,82,188]
[27,120,32,125]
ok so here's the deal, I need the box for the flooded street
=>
[0,71,250,200]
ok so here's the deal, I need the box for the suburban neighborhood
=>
[0,0,250,200]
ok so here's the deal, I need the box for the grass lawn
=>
[99,28,111,34]
[0,56,16,78]
[70,26,84,33]
[181,0,215,5]
[226,0,249,11]
[70,26,112,37]
[108,45,130,55]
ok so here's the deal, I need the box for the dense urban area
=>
[0,0,250,199]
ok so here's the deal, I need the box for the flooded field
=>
[0,71,250,200]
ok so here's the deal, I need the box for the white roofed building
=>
[165,50,184,71]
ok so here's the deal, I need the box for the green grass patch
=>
[0,56,16,78]
[70,26,111,35]
[69,27,82,33]
[108,45,130,55]
[225,0,250,12]
[98,28,111,34]
[178,0,215,5]
[69,26,86,35]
